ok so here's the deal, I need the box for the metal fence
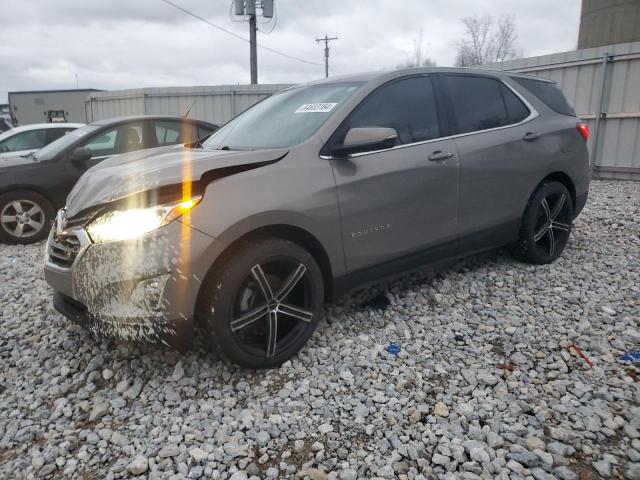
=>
[482,41,640,179]
[84,84,293,127]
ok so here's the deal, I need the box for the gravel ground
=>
[1,179,639,480]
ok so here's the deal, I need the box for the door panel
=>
[438,74,549,241]
[328,75,459,272]
[453,121,549,238]
[332,139,459,272]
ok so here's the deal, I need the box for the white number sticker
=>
[295,103,338,113]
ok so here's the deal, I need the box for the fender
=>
[208,211,346,278]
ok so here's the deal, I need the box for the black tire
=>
[0,190,55,244]
[196,237,324,369]
[511,181,574,264]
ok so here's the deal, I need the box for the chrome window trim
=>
[320,77,539,160]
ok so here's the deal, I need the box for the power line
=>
[158,0,320,66]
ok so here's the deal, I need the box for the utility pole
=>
[249,12,257,84]
[234,0,274,85]
[315,34,338,78]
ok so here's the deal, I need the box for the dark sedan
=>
[0,115,217,244]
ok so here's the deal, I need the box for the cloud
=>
[0,0,581,104]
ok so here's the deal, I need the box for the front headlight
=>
[86,196,201,244]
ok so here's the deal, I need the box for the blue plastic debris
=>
[619,352,640,363]
[387,343,401,355]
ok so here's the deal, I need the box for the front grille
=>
[48,233,81,268]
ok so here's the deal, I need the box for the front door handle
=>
[428,151,454,162]
[523,132,541,142]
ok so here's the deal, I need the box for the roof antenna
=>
[183,100,196,118]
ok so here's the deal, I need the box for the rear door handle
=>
[428,151,454,162]
[523,132,541,142]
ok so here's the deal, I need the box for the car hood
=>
[65,145,289,217]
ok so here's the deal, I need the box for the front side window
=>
[82,129,117,156]
[0,129,48,152]
[341,76,440,145]
[82,123,145,157]
[48,128,76,143]
[442,75,529,134]
[202,82,363,150]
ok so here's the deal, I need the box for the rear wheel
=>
[197,237,324,368]
[0,190,54,244]
[511,181,574,264]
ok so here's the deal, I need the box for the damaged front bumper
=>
[44,212,225,350]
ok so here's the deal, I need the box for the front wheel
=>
[197,237,324,369]
[0,190,54,244]
[511,181,574,264]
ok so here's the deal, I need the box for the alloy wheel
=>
[0,200,46,238]
[533,192,571,257]
[230,259,314,358]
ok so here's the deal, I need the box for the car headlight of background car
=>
[86,196,201,243]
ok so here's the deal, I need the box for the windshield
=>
[202,82,363,150]
[34,125,99,161]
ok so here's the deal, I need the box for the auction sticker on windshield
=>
[295,103,338,113]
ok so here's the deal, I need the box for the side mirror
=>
[70,147,92,164]
[330,127,397,157]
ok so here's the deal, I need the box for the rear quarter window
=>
[512,77,575,116]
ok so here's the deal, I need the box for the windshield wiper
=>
[21,151,38,161]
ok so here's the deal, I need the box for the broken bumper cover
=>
[44,218,226,349]
[52,291,193,350]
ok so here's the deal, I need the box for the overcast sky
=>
[0,0,581,103]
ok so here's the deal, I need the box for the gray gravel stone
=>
[127,455,148,475]
[339,468,357,480]
[592,459,611,477]
[626,463,640,480]
[0,180,638,480]
[157,445,180,458]
[553,466,579,480]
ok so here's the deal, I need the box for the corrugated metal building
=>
[9,89,101,125]
[85,84,293,126]
[482,41,640,179]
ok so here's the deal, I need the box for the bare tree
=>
[400,30,437,68]
[455,14,519,67]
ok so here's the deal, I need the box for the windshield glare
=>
[203,82,363,151]
[35,125,99,161]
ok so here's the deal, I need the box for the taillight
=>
[576,122,589,141]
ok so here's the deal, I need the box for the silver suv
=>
[44,68,590,368]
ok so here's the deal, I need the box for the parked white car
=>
[0,123,84,160]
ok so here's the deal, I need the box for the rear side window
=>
[154,121,182,146]
[155,121,212,146]
[198,126,216,140]
[512,77,575,116]
[501,84,530,124]
[441,75,530,134]
[344,76,440,145]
